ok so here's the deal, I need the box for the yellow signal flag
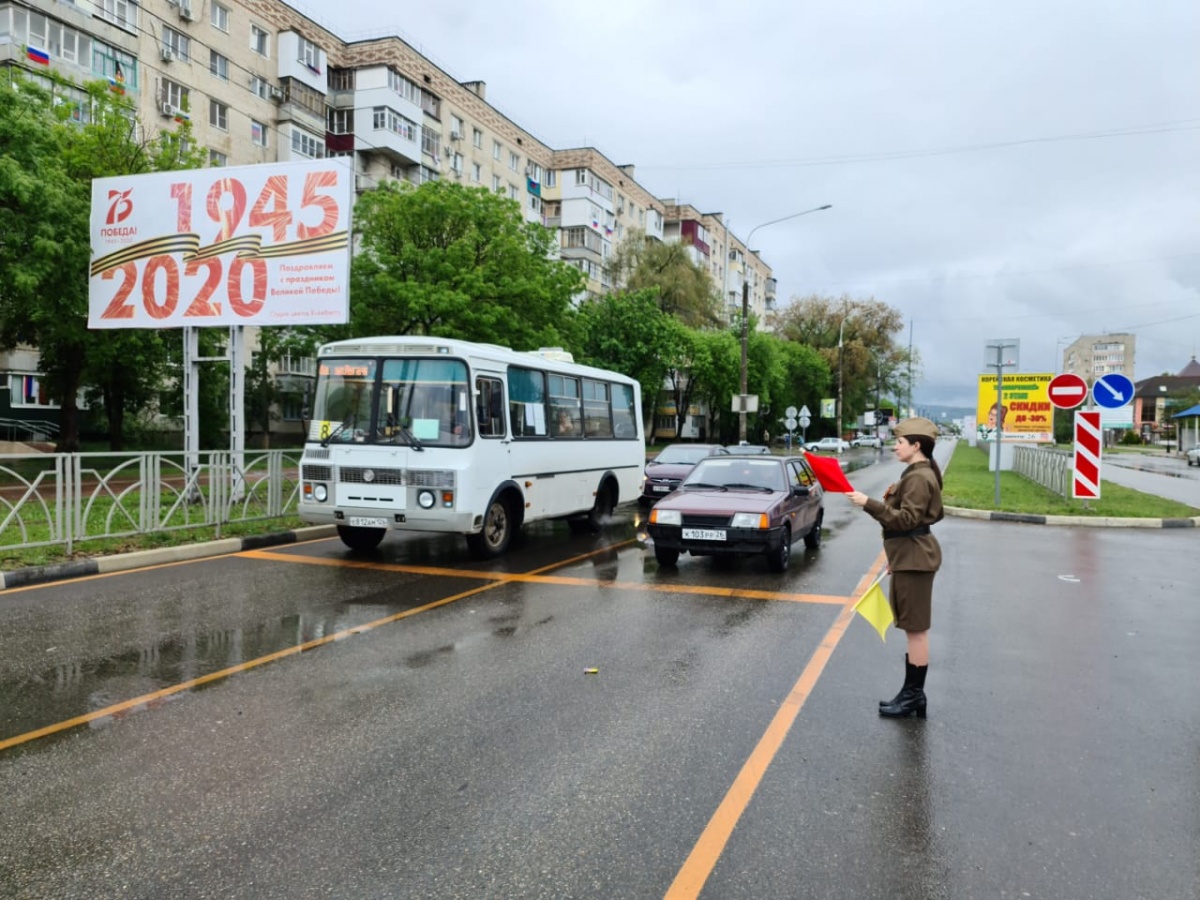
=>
[853,580,893,642]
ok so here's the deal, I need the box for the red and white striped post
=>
[1073,410,1102,501]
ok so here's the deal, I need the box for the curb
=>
[945,507,1200,529]
[0,525,337,592]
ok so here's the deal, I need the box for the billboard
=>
[976,372,1054,443]
[89,159,352,329]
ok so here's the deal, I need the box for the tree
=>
[605,232,721,328]
[340,180,583,349]
[0,75,203,450]
[245,328,321,447]
[769,294,912,424]
[573,289,688,431]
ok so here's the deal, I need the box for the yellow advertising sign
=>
[976,372,1054,443]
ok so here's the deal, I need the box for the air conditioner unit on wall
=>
[269,86,284,101]
[449,130,462,141]
[160,101,176,118]
[179,2,196,21]
[160,46,174,62]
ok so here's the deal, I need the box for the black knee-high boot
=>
[879,657,927,719]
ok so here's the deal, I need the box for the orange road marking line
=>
[0,540,632,753]
[240,548,846,605]
[664,552,889,899]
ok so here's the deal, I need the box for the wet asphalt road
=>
[1,448,1197,899]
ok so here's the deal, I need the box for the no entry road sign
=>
[1048,372,1088,410]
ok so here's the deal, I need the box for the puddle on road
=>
[0,604,396,752]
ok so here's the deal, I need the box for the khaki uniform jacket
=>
[863,460,943,572]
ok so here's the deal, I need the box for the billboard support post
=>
[984,339,1019,508]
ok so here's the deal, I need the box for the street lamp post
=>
[836,302,848,449]
[738,204,831,442]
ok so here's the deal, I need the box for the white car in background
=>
[1186,445,1200,466]
[851,434,883,448]
[804,437,850,453]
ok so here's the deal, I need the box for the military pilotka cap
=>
[893,417,938,440]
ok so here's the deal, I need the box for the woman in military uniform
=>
[847,417,944,719]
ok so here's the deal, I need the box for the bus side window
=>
[477,377,505,438]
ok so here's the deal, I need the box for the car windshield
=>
[685,458,786,491]
[655,445,716,465]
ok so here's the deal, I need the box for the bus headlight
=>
[418,489,436,509]
[313,484,328,502]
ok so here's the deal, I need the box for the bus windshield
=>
[309,356,472,447]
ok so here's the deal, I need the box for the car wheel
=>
[654,545,680,567]
[337,525,385,552]
[803,513,823,550]
[467,496,514,559]
[766,526,791,572]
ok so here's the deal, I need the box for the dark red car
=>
[646,455,824,572]
[640,443,728,504]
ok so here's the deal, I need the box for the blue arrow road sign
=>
[1092,373,1135,409]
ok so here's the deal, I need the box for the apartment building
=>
[1,0,777,438]
[1061,333,1136,382]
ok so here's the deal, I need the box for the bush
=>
[1118,430,1143,446]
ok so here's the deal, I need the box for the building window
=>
[96,0,137,33]
[508,183,519,200]
[387,69,419,103]
[450,114,464,138]
[329,68,355,92]
[250,24,269,57]
[162,26,190,62]
[508,150,520,172]
[297,36,321,72]
[421,128,441,160]
[529,195,542,213]
[328,108,352,134]
[472,127,483,149]
[492,139,501,161]
[545,170,556,188]
[251,119,268,147]
[419,166,439,184]
[250,76,270,100]
[420,89,440,119]
[92,42,138,90]
[291,128,325,159]
[10,374,57,408]
[211,2,229,31]
[209,99,228,130]
[162,79,188,111]
[492,174,501,192]
[209,149,227,167]
[372,107,416,141]
[282,78,326,118]
[209,50,228,80]
[471,162,481,183]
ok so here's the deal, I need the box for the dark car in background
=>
[641,443,728,504]
[646,455,824,572]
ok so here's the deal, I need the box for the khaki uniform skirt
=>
[889,570,935,632]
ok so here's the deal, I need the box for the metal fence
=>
[0,450,302,555]
[1012,444,1072,497]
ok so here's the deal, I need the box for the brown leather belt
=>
[883,525,931,539]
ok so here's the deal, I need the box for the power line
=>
[639,118,1200,172]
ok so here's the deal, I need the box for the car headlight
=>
[731,512,768,529]
[650,508,681,526]
[417,489,436,509]
[313,484,328,502]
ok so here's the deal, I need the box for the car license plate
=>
[682,528,726,541]
[348,516,387,528]
[653,485,671,492]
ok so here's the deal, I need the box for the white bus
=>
[297,336,644,557]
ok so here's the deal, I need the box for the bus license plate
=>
[348,517,387,528]
[683,528,726,541]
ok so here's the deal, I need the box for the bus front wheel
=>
[467,496,514,558]
[337,525,385,552]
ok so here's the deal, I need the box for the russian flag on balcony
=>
[25,45,51,66]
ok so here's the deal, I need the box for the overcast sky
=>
[308,0,1200,408]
